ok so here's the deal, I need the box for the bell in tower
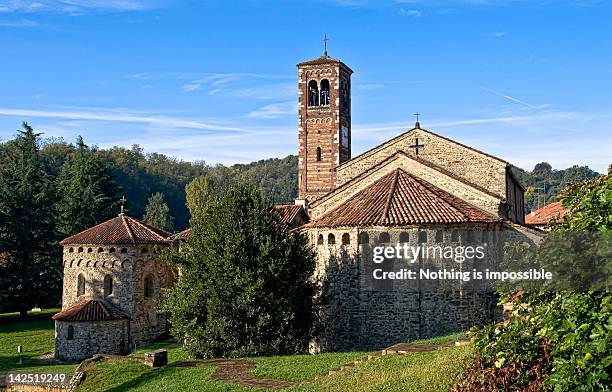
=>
[296,43,353,203]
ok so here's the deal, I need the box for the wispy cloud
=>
[246,102,296,119]
[0,18,45,27]
[0,0,163,14]
[489,31,508,37]
[479,86,550,109]
[0,107,253,133]
[398,8,423,17]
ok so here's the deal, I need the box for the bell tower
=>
[297,50,353,203]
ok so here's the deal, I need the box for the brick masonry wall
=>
[55,319,128,361]
[310,153,504,221]
[335,128,508,199]
[297,62,352,202]
[303,225,541,351]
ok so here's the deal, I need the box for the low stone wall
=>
[55,320,129,362]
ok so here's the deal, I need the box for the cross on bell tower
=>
[414,112,421,129]
[322,34,329,57]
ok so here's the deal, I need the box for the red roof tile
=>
[53,299,128,322]
[272,204,308,227]
[171,228,192,240]
[60,214,171,245]
[525,202,567,225]
[307,169,499,228]
[297,55,353,73]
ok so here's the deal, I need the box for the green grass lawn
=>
[0,309,78,374]
[0,310,470,391]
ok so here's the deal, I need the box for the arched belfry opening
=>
[308,80,319,107]
[320,79,330,106]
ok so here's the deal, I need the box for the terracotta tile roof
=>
[272,204,307,227]
[52,299,128,322]
[525,201,567,225]
[60,214,171,246]
[297,55,353,73]
[307,169,499,228]
[171,228,192,240]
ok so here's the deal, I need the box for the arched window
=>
[78,247,83,253]
[87,248,92,253]
[418,231,428,244]
[308,80,319,106]
[144,275,154,298]
[67,325,74,340]
[77,274,85,296]
[69,247,74,253]
[379,232,390,243]
[316,147,322,162]
[97,247,104,253]
[451,230,460,242]
[317,234,324,245]
[342,233,350,245]
[109,247,116,253]
[327,233,336,245]
[120,248,128,254]
[104,275,113,297]
[359,232,369,245]
[320,79,330,106]
[399,232,410,243]
[435,230,444,243]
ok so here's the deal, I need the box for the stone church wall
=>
[307,225,503,351]
[55,319,128,361]
[335,129,508,199]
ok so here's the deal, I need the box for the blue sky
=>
[0,0,610,172]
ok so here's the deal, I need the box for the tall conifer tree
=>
[0,123,59,316]
[55,136,119,237]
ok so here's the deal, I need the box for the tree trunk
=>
[19,308,28,320]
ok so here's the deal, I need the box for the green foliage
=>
[0,123,60,314]
[512,162,600,213]
[185,175,216,219]
[55,136,120,237]
[162,183,318,358]
[142,192,174,231]
[454,173,612,391]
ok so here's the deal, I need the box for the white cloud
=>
[0,0,162,14]
[0,107,252,133]
[398,8,423,17]
[489,31,508,37]
[0,18,44,27]
[246,102,296,119]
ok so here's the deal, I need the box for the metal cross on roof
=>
[414,112,421,128]
[322,34,329,57]
[410,137,425,156]
[119,196,127,215]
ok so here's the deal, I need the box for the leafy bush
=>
[453,172,612,391]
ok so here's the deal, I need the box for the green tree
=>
[55,136,120,237]
[142,192,174,231]
[162,183,318,358]
[185,175,215,219]
[0,123,59,316]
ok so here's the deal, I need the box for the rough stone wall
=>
[309,153,504,221]
[131,256,175,347]
[335,128,508,199]
[297,62,352,202]
[59,244,175,351]
[306,225,504,351]
[55,319,128,361]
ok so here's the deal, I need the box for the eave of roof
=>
[60,214,171,246]
[53,299,128,322]
[306,169,500,228]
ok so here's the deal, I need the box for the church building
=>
[294,51,542,351]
